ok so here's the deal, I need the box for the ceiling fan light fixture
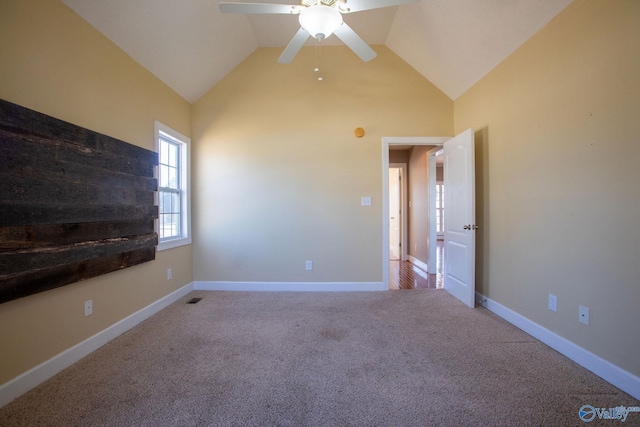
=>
[299,5,343,40]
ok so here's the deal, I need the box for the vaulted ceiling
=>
[61,0,573,103]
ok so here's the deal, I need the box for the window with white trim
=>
[155,121,191,251]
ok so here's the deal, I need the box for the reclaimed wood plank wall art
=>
[0,99,158,304]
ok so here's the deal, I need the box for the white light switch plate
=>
[361,196,371,207]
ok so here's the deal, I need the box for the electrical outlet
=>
[84,300,93,317]
[579,305,589,325]
[548,294,557,312]
[167,268,172,280]
[305,261,313,271]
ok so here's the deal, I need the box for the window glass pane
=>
[160,214,167,239]
[174,213,180,236]
[160,140,169,166]
[165,191,171,213]
[162,191,170,213]
[169,216,176,237]
[168,142,176,167]
[161,214,170,238]
[160,165,169,187]
[164,214,171,238]
[172,192,180,215]
[168,166,177,189]
[159,191,165,214]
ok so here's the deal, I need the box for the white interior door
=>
[443,129,476,307]
[389,168,401,261]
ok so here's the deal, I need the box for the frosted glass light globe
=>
[299,5,343,40]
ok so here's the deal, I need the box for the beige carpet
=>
[1,290,638,426]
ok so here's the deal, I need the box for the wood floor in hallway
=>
[389,240,443,290]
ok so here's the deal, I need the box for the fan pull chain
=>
[315,42,323,81]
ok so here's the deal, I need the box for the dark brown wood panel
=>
[0,124,156,179]
[0,220,155,250]
[0,131,157,192]
[0,99,159,304]
[0,247,156,304]
[0,100,157,176]
[0,175,154,206]
[1,202,158,227]
[0,234,158,276]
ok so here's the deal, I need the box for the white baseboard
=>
[476,292,640,400]
[0,282,195,409]
[194,281,386,292]
[408,256,429,273]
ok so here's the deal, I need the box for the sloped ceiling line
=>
[61,0,574,103]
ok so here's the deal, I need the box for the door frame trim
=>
[382,137,449,289]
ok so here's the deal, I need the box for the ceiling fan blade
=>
[219,2,301,14]
[333,22,376,62]
[338,0,418,13]
[278,28,310,63]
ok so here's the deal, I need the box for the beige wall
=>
[454,0,640,376]
[389,149,411,164]
[0,0,193,384]
[192,46,453,283]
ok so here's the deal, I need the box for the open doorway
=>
[383,131,477,306]
[384,137,448,290]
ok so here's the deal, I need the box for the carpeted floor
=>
[1,290,638,426]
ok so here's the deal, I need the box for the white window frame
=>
[154,121,191,251]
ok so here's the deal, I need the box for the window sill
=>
[157,236,192,252]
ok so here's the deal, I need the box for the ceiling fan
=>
[219,0,418,63]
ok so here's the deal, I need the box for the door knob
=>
[463,224,471,230]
